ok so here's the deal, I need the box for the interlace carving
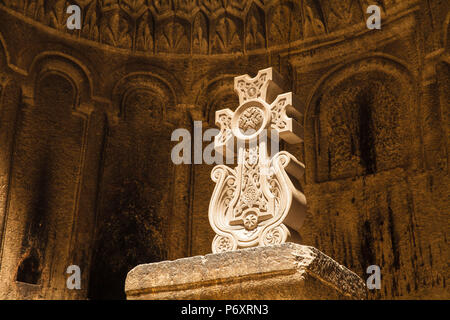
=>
[239,107,264,133]
[236,71,268,103]
[209,67,307,253]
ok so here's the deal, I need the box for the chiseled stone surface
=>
[125,243,367,300]
[0,0,448,300]
[209,68,307,253]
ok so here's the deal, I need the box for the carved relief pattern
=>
[49,0,70,30]
[214,235,233,253]
[238,107,263,133]
[262,225,286,245]
[271,97,288,130]
[216,110,233,144]
[319,74,407,181]
[0,0,399,54]
[368,82,403,170]
[222,174,237,208]
[135,11,153,51]
[213,235,236,253]
[152,0,172,14]
[236,71,267,103]
[192,12,209,54]
[99,2,133,49]
[232,146,269,222]
[268,4,303,46]
[245,4,265,50]
[322,0,364,32]
[268,5,290,46]
[212,16,242,53]
[268,174,281,214]
[119,0,150,51]
[9,0,46,22]
[82,1,100,41]
[120,0,147,20]
[324,85,363,179]
[157,21,189,53]
[304,0,326,37]
[209,68,307,253]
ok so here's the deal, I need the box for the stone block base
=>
[125,243,367,300]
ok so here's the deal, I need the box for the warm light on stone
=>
[209,68,307,253]
[125,243,368,300]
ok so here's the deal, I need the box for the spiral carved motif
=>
[264,228,281,244]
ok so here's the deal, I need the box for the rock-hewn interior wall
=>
[0,0,447,299]
[88,79,176,299]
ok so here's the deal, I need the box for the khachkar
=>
[125,69,367,300]
[209,67,307,253]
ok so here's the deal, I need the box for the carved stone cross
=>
[209,67,307,253]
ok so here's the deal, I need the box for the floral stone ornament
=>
[209,67,307,253]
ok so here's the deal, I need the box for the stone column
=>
[436,61,449,170]
[0,75,20,262]
[166,104,195,260]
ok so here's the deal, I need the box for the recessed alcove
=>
[16,250,41,285]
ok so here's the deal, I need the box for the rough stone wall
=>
[0,0,448,299]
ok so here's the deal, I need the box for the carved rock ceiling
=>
[0,0,403,55]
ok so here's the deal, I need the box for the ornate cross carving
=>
[209,68,307,253]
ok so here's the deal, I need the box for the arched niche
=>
[305,56,418,183]
[15,248,41,285]
[0,53,103,299]
[0,53,105,299]
[111,72,177,119]
[194,74,239,125]
[28,54,93,106]
[89,73,176,299]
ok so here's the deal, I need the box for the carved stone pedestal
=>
[125,243,367,300]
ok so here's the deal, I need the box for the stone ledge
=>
[125,243,367,300]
